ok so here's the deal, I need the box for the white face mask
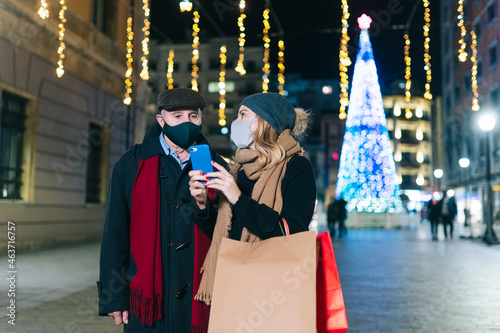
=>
[230,118,257,148]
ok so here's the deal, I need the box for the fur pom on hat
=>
[292,108,311,139]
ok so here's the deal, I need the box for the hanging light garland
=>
[457,0,467,62]
[191,10,200,91]
[339,0,351,120]
[262,8,271,93]
[277,39,285,95]
[140,0,150,80]
[470,29,480,111]
[166,49,175,90]
[219,45,227,127]
[404,33,412,119]
[423,0,432,100]
[180,0,193,12]
[56,0,67,78]
[38,0,49,19]
[123,16,134,105]
[235,0,247,75]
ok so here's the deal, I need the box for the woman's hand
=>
[205,161,242,205]
[189,170,209,210]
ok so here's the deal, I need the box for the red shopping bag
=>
[317,231,348,333]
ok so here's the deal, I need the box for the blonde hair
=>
[251,116,287,169]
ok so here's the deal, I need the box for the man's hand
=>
[108,310,129,325]
[189,170,209,210]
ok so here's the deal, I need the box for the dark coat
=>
[97,123,227,333]
[217,155,317,239]
[327,198,347,224]
[426,199,441,221]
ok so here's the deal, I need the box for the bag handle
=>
[278,218,290,237]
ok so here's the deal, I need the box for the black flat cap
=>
[157,88,206,112]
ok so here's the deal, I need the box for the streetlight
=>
[434,168,443,193]
[478,113,498,245]
[459,158,470,168]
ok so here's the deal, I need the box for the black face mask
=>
[161,121,202,149]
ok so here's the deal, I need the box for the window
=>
[464,73,471,92]
[93,0,118,37]
[474,21,482,40]
[0,91,28,200]
[477,59,483,79]
[86,123,104,203]
[454,83,461,104]
[491,87,499,107]
[487,2,496,24]
[489,43,498,68]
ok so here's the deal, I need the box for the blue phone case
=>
[189,144,214,182]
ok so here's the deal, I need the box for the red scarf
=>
[130,155,211,330]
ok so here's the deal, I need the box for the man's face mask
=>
[230,118,257,148]
[162,121,201,150]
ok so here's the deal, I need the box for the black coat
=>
[200,155,317,240]
[97,123,227,332]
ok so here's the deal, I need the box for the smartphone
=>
[189,144,214,183]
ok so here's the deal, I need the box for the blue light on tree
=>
[336,14,403,213]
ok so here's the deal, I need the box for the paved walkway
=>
[0,222,499,332]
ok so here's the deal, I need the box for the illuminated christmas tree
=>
[336,15,403,213]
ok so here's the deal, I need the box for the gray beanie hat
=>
[240,93,295,134]
[157,88,206,112]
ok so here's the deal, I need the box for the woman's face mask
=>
[230,118,257,148]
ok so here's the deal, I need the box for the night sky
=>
[150,0,441,95]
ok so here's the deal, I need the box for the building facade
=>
[440,0,500,225]
[0,0,149,250]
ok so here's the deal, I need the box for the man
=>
[327,195,347,238]
[440,190,457,240]
[98,88,227,332]
[426,192,441,241]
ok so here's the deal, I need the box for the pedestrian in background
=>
[191,92,317,305]
[98,88,228,332]
[427,193,441,241]
[327,195,348,238]
[440,190,458,240]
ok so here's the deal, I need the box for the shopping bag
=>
[316,231,348,333]
[208,231,317,333]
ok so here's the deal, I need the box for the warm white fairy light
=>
[191,11,200,91]
[423,0,432,100]
[339,0,351,120]
[235,0,247,75]
[56,0,67,78]
[470,29,480,111]
[457,0,467,62]
[166,49,175,90]
[262,8,271,93]
[277,40,285,95]
[140,0,150,80]
[180,0,193,12]
[404,33,412,119]
[38,0,49,19]
[123,16,134,105]
[219,45,227,127]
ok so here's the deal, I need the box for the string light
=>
[56,0,67,78]
[219,45,227,127]
[404,33,412,118]
[180,0,193,12]
[140,0,150,80]
[166,49,175,90]
[277,40,286,95]
[123,16,134,105]
[262,8,271,93]
[457,0,467,62]
[38,0,49,19]
[339,0,351,120]
[423,0,432,100]
[235,0,247,75]
[470,29,480,111]
[191,11,200,91]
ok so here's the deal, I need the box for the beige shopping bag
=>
[208,231,317,333]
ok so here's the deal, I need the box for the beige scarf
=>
[194,129,303,305]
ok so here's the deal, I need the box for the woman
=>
[188,92,316,305]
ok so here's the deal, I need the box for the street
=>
[1,222,499,332]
